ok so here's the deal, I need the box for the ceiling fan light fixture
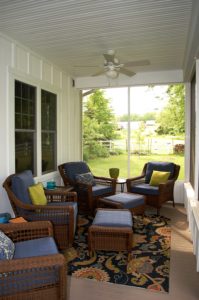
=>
[106,69,119,79]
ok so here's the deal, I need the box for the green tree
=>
[132,121,146,154]
[156,84,185,135]
[83,90,118,160]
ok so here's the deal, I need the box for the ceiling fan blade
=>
[74,65,98,68]
[124,59,150,67]
[120,68,136,77]
[92,69,106,76]
[103,53,115,63]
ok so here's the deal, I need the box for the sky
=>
[103,85,169,116]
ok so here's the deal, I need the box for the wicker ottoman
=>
[88,208,133,260]
[98,192,145,215]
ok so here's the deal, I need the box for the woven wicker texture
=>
[88,209,133,260]
[0,221,67,300]
[58,162,116,214]
[3,174,78,249]
[126,162,180,214]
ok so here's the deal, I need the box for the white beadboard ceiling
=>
[0,0,195,78]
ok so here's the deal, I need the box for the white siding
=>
[0,33,81,215]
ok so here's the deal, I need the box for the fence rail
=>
[97,138,184,155]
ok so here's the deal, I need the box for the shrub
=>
[173,144,184,154]
[83,143,109,160]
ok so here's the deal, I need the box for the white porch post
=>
[195,59,199,199]
[127,87,131,177]
[184,82,191,184]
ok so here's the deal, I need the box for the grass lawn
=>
[87,153,184,180]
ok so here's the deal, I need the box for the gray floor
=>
[67,204,199,300]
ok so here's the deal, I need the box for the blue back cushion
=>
[63,161,91,182]
[145,162,175,183]
[11,170,35,204]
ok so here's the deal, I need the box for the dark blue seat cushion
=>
[103,193,145,209]
[14,237,58,259]
[63,161,90,182]
[11,170,35,204]
[130,183,159,196]
[93,209,132,227]
[145,162,175,183]
[92,185,113,197]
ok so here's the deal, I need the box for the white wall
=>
[182,59,199,272]
[0,33,81,215]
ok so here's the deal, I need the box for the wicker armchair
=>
[0,221,66,300]
[3,171,78,250]
[58,161,116,214]
[126,162,180,215]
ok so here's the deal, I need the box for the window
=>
[41,89,57,173]
[15,80,36,174]
[83,86,185,180]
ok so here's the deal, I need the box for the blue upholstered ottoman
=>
[98,192,145,215]
[88,208,133,260]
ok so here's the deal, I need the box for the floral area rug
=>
[66,214,171,293]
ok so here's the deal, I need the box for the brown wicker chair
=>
[3,171,78,250]
[58,161,116,214]
[0,221,67,300]
[126,162,180,215]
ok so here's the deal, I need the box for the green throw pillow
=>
[149,170,170,186]
[28,182,47,205]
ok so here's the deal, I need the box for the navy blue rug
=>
[66,214,171,292]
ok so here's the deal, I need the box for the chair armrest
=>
[23,205,75,227]
[126,175,145,182]
[94,176,116,188]
[45,190,77,203]
[94,176,116,182]
[0,221,53,242]
[158,179,175,192]
[0,253,66,273]
[0,254,67,298]
[27,203,75,213]
[126,176,145,192]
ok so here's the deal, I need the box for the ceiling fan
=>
[75,50,150,79]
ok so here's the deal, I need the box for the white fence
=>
[99,138,184,155]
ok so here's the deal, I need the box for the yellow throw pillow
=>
[28,182,47,205]
[149,171,170,186]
